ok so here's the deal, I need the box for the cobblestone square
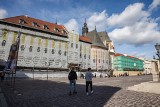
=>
[0,75,160,107]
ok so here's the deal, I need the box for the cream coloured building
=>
[0,15,112,77]
[0,15,69,71]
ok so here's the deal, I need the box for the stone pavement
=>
[128,81,160,94]
[0,86,8,107]
[0,75,160,107]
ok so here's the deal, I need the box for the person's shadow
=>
[1,78,121,107]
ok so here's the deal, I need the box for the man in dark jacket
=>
[68,67,77,96]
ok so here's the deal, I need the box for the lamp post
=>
[155,43,160,70]
[155,43,160,61]
[153,43,160,82]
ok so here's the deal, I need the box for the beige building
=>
[82,20,115,73]
[0,15,115,77]
[0,15,69,71]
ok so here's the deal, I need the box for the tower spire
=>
[82,18,88,36]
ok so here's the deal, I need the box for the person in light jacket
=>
[85,68,93,95]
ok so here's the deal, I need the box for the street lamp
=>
[155,43,160,60]
[153,43,160,82]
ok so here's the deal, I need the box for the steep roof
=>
[98,31,111,42]
[115,53,124,57]
[115,53,143,61]
[1,15,68,37]
[86,29,106,49]
[79,36,92,44]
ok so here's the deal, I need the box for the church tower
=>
[82,18,88,36]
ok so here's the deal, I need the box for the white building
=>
[144,59,152,74]
[0,15,112,77]
[82,20,111,72]
[0,15,69,71]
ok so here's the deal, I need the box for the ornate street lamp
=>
[153,43,160,82]
[155,43,160,60]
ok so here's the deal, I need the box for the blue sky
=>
[0,0,160,59]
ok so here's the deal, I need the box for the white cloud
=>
[87,10,108,31]
[64,19,79,32]
[109,21,160,45]
[149,0,160,11]
[106,2,160,46]
[107,3,149,27]
[130,52,146,58]
[16,0,32,6]
[0,8,7,19]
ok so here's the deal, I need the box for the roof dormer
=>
[61,30,67,34]
[19,19,26,24]
[43,25,49,30]
[32,22,38,27]
[54,28,59,32]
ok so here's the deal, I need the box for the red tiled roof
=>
[115,53,142,60]
[2,15,68,37]
[114,53,124,56]
[79,36,92,43]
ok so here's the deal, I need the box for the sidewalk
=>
[127,81,160,94]
[0,87,8,107]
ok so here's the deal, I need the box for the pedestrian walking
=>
[85,68,93,95]
[68,67,77,96]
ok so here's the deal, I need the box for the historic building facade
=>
[82,20,114,72]
[113,53,144,76]
[0,15,113,77]
[0,15,69,70]
[0,15,93,72]
[98,31,115,70]
[139,58,154,74]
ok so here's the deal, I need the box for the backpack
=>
[68,71,75,80]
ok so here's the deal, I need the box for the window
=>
[99,59,100,63]
[89,55,90,59]
[61,30,66,34]
[54,28,59,32]
[71,43,73,48]
[21,45,25,51]
[1,40,6,46]
[52,49,55,54]
[58,50,61,55]
[93,59,95,63]
[37,47,40,52]
[29,46,33,52]
[84,54,86,59]
[43,25,48,30]
[44,48,47,53]
[80,53,82,58]
[64,51,67,56]
[32,22,38,27]
[19,19,25,24]
[76,44,78,48]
